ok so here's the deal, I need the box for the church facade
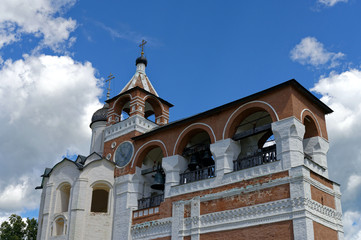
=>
[36,50,344,240]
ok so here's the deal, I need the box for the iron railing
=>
[233,145,277,171]
[179,165,216,185]
[137,193,164,210]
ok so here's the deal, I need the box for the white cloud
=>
[312,69,361,210]
[312,68,361,239]
[0,54,103,216]
[344,211,361,240]
[291,37,344,68]
[0,0,77,52]
[318,0,348,7]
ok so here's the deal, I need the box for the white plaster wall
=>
[90,121,107,155]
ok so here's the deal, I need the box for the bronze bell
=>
[151,168,165,190]
[188,154,199,170]
[202,150,214,166]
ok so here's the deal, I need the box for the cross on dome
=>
[119,40,158,96]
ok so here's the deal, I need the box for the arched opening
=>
[232,111,277,171]
[144,97,162,124]
[57,183,71,213]
[179,131,215,184]
[52,217,65,236]
[90,183,110,213]
[138,147,165,210]
[121,102,130,120]
[113,95,131,122]
[304,115,318,139]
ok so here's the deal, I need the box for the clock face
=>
[114,141,134,167]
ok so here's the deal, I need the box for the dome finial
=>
[136,39,148,67]
[139,39,147,56]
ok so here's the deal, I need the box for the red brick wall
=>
[199,220,294,240]
[310,171,334,189]
[132,171,289,224]
[310,185,335,209]
[313,221,338,240]
[200,184,290,215]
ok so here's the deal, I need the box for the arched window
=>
[121,102,130,120]
[57,183,71,213]
[90,183,110,213]
[52,216,66,236]
[144,97,163,124]
[304,115,318,139]
[138,147,165,210]
[180,131,215,184]
[233,111,277,171]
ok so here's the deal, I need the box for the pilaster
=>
[162,155,188,198]
[190,197,200,240]
[289,166,314,240]
[68,178,88,240]
[39,182,53,240]
[333,183,344,240]
[171,201,184,240]
[293,217,315,240]
[272,117,305,170]
[112,170,141,240]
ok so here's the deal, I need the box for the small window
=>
[57,183,71,213]
[53,218,65,236]
[91,185,110,213]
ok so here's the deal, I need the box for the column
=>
[272,117,305,170]
[210,139,241,180]
[162,155,188,198]
[303,136,329,177]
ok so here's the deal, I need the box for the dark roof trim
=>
[132,79,333,141]
[106,86,174,107]
[35,154,115,189]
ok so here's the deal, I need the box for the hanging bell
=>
[202,150,214,167]
[188,154,199,170]
[151,168,165,190]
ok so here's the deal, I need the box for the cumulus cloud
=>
[0,54,102,217]
[312,68,361,239]
[0,0,77,52]
[312,68,361,206]
[344,211,361,240]
[318,0,348,7]
[291,37,344,68]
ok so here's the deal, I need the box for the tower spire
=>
[119,40,158,96]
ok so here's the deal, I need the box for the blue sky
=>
[0,0,361,239]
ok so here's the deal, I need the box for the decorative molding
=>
[132,197,342,239]
[131,217,172,240]
[104,115,157,142]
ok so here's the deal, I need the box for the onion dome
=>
[135,55,147,67]
[91,103,109,124]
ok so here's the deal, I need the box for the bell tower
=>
[102,40,173,158]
